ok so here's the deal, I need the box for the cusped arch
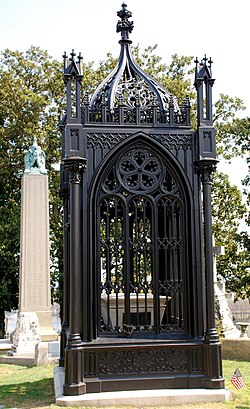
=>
[89,132,194,336]
[89,132,193,206]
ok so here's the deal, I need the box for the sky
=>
[0,0,249,187]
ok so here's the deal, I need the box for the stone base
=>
[34,342,49,365]
[11,312,40,354]
[54,367,233,407]
[36,311,58,342]
[48,340,60,357]
[222,338,250,361]
[11,311,58,355]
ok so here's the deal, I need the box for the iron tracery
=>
[59,3,224,396]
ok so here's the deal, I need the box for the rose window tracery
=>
[117,149,162,192]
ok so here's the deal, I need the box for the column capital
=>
[63,156,87,184]
[194,158,218,184]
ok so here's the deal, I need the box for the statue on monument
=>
[24,137,47,175]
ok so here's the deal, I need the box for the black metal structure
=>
[59,3,224,395]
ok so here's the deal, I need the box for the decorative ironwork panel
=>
[97,146,185,335]
[98,348,188,376]
[87,133,129,150]
[190,348,204,373]
[87,133,192,153]
[155,134,192,151]
[157,196,184,331]
[83,345,205,380]
[100,196,125,332]
[118,149,163,192]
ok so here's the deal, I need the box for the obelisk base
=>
[11,310,58,355]
[11,312,41,355]
[37,311,58,342]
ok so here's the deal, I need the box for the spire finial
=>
[208,57,213,68]
[203,54,208,65]
[63,52,68,70]
[116,3,134,41]
[69,49,76,61]
[77,52,83,63]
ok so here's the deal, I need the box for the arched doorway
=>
[93,142,190,337]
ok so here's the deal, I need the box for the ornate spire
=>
[63,49,83,77]
[89,3,182,122]
[194,54,215,126]
[116,3,134,41]
[195,54,213,79]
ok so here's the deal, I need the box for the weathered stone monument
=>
[213,240,240,338]
[12,138,57,355]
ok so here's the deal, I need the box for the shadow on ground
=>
[235,406,250,409]
[0,377,54,408]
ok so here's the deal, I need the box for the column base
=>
[64,382,86,396]
[203,377,225,389]
[64,343,85,395]
[203,340,224,388]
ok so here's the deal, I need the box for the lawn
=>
[0,360,249,409]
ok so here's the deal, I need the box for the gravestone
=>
[213,242,240,338]
[12,138,57,355]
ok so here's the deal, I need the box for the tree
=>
[212,172,250,299]
[213,94,250,299]
[0,44,249,336]
[214,94,250,159]
[0,46,120,331]
[0,47,64,335]
[0,198,20,337]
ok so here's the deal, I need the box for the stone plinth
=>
[12,312,40,354]
[13,173,57,355]
[54,367,232,407]
[222,338,250,361]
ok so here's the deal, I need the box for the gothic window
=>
[96,146,185,335]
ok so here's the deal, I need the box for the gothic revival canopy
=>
[90,3,179,114]
[59,3,224,397]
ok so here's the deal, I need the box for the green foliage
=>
[0,198,20,336]
[214,94,250,159]
[212,172,250,299]
[213,93,250,298]
[0,47,64,329]
[0,43,249,330]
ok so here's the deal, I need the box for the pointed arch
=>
[89,133,195,337]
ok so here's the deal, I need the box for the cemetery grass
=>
[0,360,249,409]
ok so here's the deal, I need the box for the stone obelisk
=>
[12,138,57,354]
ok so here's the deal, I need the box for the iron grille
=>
[96,147,185,335]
